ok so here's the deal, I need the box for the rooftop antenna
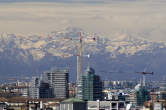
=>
[87,54,90,68]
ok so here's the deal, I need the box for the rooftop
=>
[62,98,84,103]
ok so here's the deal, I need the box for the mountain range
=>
[0,27,166,82]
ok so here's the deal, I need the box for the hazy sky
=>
[0,0,166,41]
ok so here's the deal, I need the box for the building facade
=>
[60,98,86,110]
[28,77,52,99]
[39,81,52,98]
[135,86,150,106]
[77,67,103,101]
[45,69,69,99]
[28,77,40,99]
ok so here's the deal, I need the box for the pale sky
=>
[0,0,166,41]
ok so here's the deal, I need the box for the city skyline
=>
[0,0,166,81]
[0,0,166,109]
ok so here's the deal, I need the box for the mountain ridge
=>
[0,28,166,81]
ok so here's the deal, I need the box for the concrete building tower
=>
[28,76,52,99]
[28,77,40,99]
[45,69,69,98]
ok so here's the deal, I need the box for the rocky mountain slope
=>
[0,27,166,81]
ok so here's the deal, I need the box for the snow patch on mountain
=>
[0,28,166,61]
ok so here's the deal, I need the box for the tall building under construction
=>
[77,67,103,101]
[134,84,150,106]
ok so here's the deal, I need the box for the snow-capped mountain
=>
[0,27,166,81]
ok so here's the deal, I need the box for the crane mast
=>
[136,72,153,87]
[77,32,83,82]
[63,32,95,82]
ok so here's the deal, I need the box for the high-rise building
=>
[45,69,69,99]
[159,79,166,91]
[77,67,103,101]
[39,81,52,98]
[135,84,150,106]
[28,77,40,99]
[28,77,52,99]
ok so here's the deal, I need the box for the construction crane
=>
[63,32,96,82]
[45,32,96,83]
[136,72,153,87]
[77,33,96,82]
[62,52,91,82]
[136,72,153,75]
[99,70,154,83]
[77,32,83,82]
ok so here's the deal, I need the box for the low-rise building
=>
[60,98,86,110]
[87,100,126,110]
